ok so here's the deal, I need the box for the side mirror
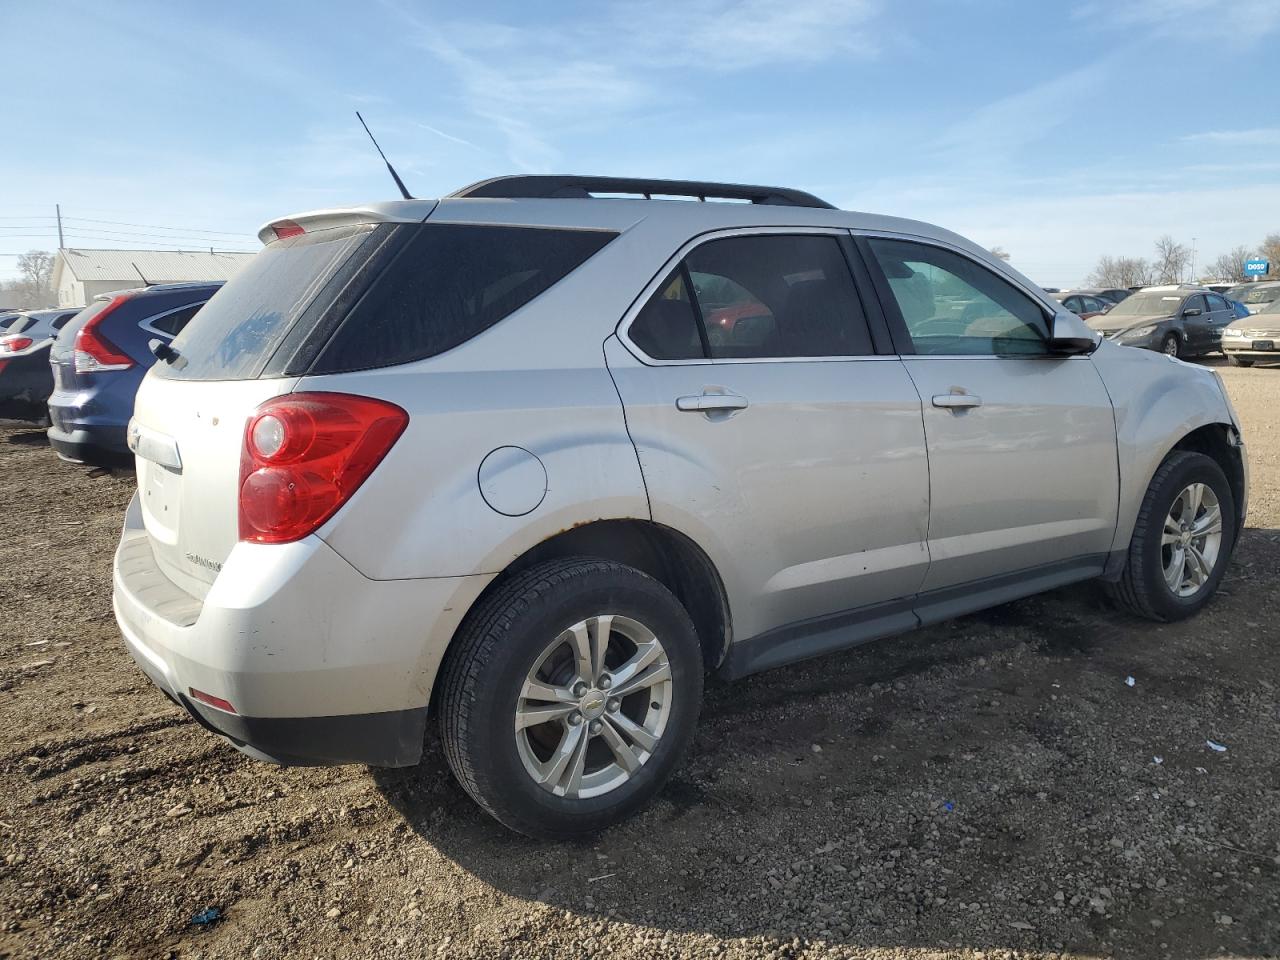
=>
[1048,312,1099,355]
[1183,307,1202,317]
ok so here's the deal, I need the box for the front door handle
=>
[932,392,982,410]
[676,393,749,413]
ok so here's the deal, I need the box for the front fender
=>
[1090,341,1239,553]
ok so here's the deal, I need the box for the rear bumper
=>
[47,422,130,465]
[112,492,493,766]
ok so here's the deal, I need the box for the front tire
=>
[438,558,703,839]
[1228,355,1253,367]
[1106,451,1236,621]
[1160,333,1181,357]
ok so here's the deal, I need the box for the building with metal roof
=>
[51,248,254,307]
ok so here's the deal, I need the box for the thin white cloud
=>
[1182,128,1280,146]
[1074,0,1280,38]
[417,122,479,150]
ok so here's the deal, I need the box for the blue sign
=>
[1244,259,1269,277]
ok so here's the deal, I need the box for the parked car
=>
[114,175,1246,838]
[1085,285,1235,357]
[1055,292,1112,320]
[0,307,82,417]
[47,283,220,465]
[1221,296,1280,366]
[1226,281,1280,315]
[1096,287,1132,304]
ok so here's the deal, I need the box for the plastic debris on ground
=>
[191,907,221,927]
[1153,756,1163,764]
[1206,740,1228,753]
[1125,676,1136,687]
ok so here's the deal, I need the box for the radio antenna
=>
[356,111,413,200]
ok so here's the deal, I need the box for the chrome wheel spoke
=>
[608,709,659,752]
[587,614,612,684]
[566,621,593,686]
[515,701,577,730]
[598,717,643,774]
[537,721,586,791]
[1187,544,1211,585]
[1165,546,1185,591]
[610,660,672,699]
[609,640,662,692]
[521,678,576,704]
[1185,483,1204,520]
[1192,505,1222,538]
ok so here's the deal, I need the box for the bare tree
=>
[1089,255,1151,288]
[1258,233,1280,277]
[12,250,55,308]
[988,246,1011,261]
[1152,235,1191,284]
[1205,246,1254,283]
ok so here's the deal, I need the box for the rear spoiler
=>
[257,201,437,245]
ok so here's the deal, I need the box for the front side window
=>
[1206,293,1227,312]
[866,237,1049,356]
[1183,294,1206,315]
[627,234,873,360]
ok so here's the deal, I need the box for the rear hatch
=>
[131,217,412,598]
[50,301,103,395]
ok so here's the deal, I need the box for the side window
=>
[629,270,705,360]
[1183,294,1206,315]
[1084,296,1107,313]
[148,303,205,336]
[52,313,75,330]
[1062,296,1081,313]
[866,237,1050,356]
[1206,293,1227,312]
[684,234,872,359]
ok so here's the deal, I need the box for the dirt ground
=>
[1,361,1277,960]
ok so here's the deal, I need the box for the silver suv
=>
[115,176,1247,838]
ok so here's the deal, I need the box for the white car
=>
[115,176,1247,837]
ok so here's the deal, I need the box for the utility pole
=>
[56,204,64,249]
[1190,237,1197,283]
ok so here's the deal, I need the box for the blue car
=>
[47,282,222,465]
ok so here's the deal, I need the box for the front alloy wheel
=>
[1161,482,1223,598]
[516,615,672,799]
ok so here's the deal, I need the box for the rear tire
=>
[438,558,703,839]
[1228,355,1253,367]
[1105,451,1236,622]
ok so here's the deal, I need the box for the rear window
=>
[309,223,616,374]
[157,223,379,381]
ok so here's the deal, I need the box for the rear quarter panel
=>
[1089,341,1240,552]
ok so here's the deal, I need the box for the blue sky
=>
[3,0,1278,286]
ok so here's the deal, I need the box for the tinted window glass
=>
[867,238,1049,355]
[159,223,378,380]
[52,313,74,330]
[1184,294,1206,313]
[683,234,871,359]
[630,270,705,360]
[1206,293,1227,311]
[149,303,204,336]
[312,224,615,373]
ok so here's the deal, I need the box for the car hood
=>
[1086,313,1171,333]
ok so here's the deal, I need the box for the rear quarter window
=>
[310,224,616,374]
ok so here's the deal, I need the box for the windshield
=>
[1229,284,1280,305]
[1257,297,1280,315]
[1106,291,1185,317]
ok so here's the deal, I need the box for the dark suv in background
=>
[47,282,221,465]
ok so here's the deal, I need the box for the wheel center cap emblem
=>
[579,691,606,719]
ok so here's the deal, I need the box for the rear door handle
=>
[932,392,982,410]
[676,393,749,413]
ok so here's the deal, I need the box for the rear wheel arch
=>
[430,520,731,715]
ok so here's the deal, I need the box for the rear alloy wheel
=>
[1160,333,1180,357]
[1106,451,1236,621]
[438,558,702,838]
[1228,355,1253,367]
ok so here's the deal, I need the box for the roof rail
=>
[447,175,835,209]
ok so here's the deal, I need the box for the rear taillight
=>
[238,392,408,544]
[0,335,33,352]
[74,295,134,373]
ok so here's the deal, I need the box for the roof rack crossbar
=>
[447,175,834,209]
